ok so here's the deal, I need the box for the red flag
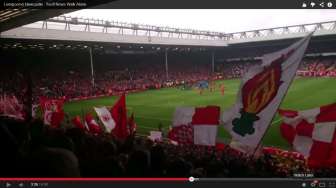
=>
[72,116,86,130]
[279,103,336,168]
[192,106,220,125]
[167,127,176,141]
[50,111,64,128]
[85,113,102,134]
[111,94,128,140]
[215,142,227,151]
[128,112,137,135]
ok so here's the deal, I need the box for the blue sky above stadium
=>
[65,9,336,33]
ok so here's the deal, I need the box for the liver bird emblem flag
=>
[222,33,312,154]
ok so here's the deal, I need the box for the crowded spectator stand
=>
[1,115,336,178]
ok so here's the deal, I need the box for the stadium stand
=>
[1,53,335,104]
[297,57,336,77]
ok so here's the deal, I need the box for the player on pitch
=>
[220,83,225,96]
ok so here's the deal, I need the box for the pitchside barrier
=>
[297,70,336,77]
[67,89,146,102]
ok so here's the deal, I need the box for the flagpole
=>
[165,48,169,80]
[89,47,95,88]
[251,33,313,157]
[211,51,215,74]
[81,106,85,126]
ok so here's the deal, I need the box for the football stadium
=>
[1,9,336,179]
[62,77,336,148]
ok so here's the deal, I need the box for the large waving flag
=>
[279,103,336,168]
[169,106,220,146]
[222,33,312,154]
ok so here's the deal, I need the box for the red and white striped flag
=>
[279,103,336,167]
[169,106,220,146]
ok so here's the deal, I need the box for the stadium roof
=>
[66,9,336,33]
[1,9,336,58]
[0,1,117,32]
[215,34,336,59]
[1,30,335,59]
[0,9,79,32]
[1,16,335,48]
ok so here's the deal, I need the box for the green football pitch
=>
[64,77,336,148]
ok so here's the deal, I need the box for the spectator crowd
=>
[297,57,336,77]
[1,56,335,104]
[216,56,336,78]
[1,117,336,178]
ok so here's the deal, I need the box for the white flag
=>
[148,131,163,141]
[222,33,312,154]
[94,107,115,133]
[2,95,24,120]
[43,110,53,125]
